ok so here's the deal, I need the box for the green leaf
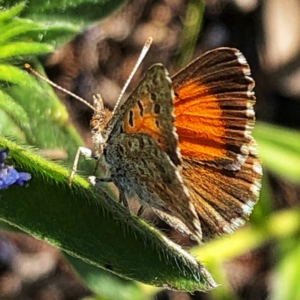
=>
[66,254,149,300]
[0,2,26,22]
[174,0,205,69]
[0,19,43,43]
[2,71,85,163]
[0,42,53,59]
[270,242,300,300]
[0,89,34,143]
[254,122,300,183]
[0,137,216,292]
[0,63,41,86]
[192,209,300,263]
[2,0,125,25]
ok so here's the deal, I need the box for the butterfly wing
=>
[105,132,202,243]
[183,138,262,241]
[172,48,261,240]
[172,48,255,170]
[107,64,181,167]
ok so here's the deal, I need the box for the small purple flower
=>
[0,148,31,189]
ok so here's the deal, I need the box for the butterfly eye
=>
[90,122,96,132]
[90,115,100,131]
[90,111,108,133]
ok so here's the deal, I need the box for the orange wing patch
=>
[118,64,181,167]
[174,81,227,162]
[123,95,158,134]
[123,94,164,143]
[172,48,256,170]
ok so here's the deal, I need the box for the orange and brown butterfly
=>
[25,42,262,244]
[86,46,262,244]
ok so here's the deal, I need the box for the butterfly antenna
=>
[24,63,96,112]
[111,36,153,116]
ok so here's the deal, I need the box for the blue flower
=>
[0,148,31,189]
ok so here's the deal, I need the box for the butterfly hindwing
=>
[104,132,202,243]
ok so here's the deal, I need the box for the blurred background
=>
[1,0,300,299]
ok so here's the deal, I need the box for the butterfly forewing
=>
[107,64,181,167]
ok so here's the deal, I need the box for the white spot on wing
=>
[241,201,255,215]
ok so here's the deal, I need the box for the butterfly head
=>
[90,94,112,156]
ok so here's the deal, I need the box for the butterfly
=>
[87,46,262,243]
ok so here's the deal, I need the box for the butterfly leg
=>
[137,205,145,217]
[92,156,101,176]
[89,176,117,212]
[119,190,128,207]
[90,177,132,220]
[69,147,93,186]
[118,188,131,221]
